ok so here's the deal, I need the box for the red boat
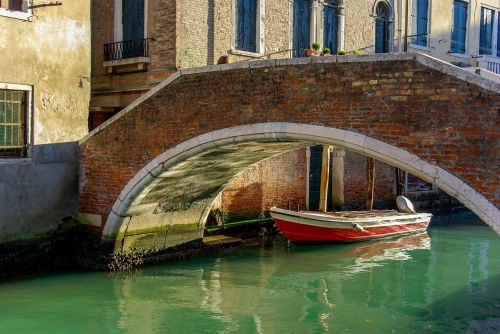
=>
[270,207,432,243]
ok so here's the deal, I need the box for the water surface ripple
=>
[0,213,499,333]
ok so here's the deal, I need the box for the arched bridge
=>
[79,53,500,252]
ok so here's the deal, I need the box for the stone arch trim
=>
[371,0,393,20]
[103,123,500,243]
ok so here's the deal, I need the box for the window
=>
[235,0,257,52]
[413,0,429,46]
[122,0,144,41]
[451,0,468,54]
[0,0,27,12]
[292,0,311,58]
[0,0,31,19]
[498,12,500,57]
[323,1,338,54]
[0,89,27,157]
[375,2,390,53]
[479,7,494,55]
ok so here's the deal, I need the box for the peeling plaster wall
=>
[0,1,90,244]
[0,1,90,144]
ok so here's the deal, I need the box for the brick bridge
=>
[79,53,499,252]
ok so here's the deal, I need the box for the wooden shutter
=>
[498,12,500,57]
[292,0,311,57]
[323,4,338,53]
[416,0,428,46]
[236,0,257,52]
[451,1,467,53]
[479,7,493,55]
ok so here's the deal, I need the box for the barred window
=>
[0,89,26,157]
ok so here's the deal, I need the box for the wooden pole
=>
[366,157,376,210]
[319,145,332,213]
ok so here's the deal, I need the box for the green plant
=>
[323,48,331,55]
[351,49,361,55]
[337,50,347,55]
[312,43,321,51]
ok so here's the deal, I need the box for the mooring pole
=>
[366,157,376,210]
[319,145,333,213]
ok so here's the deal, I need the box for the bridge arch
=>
[103,123,499,252]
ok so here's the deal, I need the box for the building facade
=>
[405,0,500,75]
[90,0,498,224]
[0,0,91,244]
[91,0,406,126]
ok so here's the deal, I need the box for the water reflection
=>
[0,221,497,333]
[107,229,500,333]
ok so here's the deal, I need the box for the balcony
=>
[103,38,150,74]
[477,55,500,75]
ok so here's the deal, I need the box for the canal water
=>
[0,212,498,334]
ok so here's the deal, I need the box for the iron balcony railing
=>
[104,38,150,61]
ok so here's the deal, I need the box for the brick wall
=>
[344,151,395,208]
[80,57,499,227]
[213,149,307,221]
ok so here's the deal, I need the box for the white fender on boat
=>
[396,195,416,213]
[352,223,365,232]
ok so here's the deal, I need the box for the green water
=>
[0,213,499,333]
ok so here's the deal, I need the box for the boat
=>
[270,199,432,243]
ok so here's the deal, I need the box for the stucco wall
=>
[0,1,90,144]
[0,142,79,243]
[407,0,500,66]
[0,2,90,244]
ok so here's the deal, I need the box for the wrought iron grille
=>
[104,38,150,61]
[0,89,26,157]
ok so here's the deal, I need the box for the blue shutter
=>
[498,12,500,57]
[123,0,144,41]
[479,7,493,55]
[308,146,323,211]
[416,0,429,46]
[323,5,338,53]
[248,0,257,51]
[293,0,311,57]
[375,18,388,53]
[236,0,257,52]
[451,1,467,53]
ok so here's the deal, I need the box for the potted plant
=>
[337,50,347,55]
[322,48,331,55]
[307,43,321,56]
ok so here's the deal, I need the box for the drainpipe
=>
[404,0,409,51]
[337,0,345,52]
[398,0,403,52]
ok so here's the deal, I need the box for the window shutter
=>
[236,0,257,52]
[323,5,337,53]
[479,7,493,55]
[416,0,428,46]
[249,0,257,51]
[497,12,500,57]
[451,1,467,53]
[292,0,311,57]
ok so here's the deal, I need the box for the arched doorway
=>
[375,2,391,53]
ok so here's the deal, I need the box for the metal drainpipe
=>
[404,0,409,52]
[337,0,345,52]
[398,0,403,52]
